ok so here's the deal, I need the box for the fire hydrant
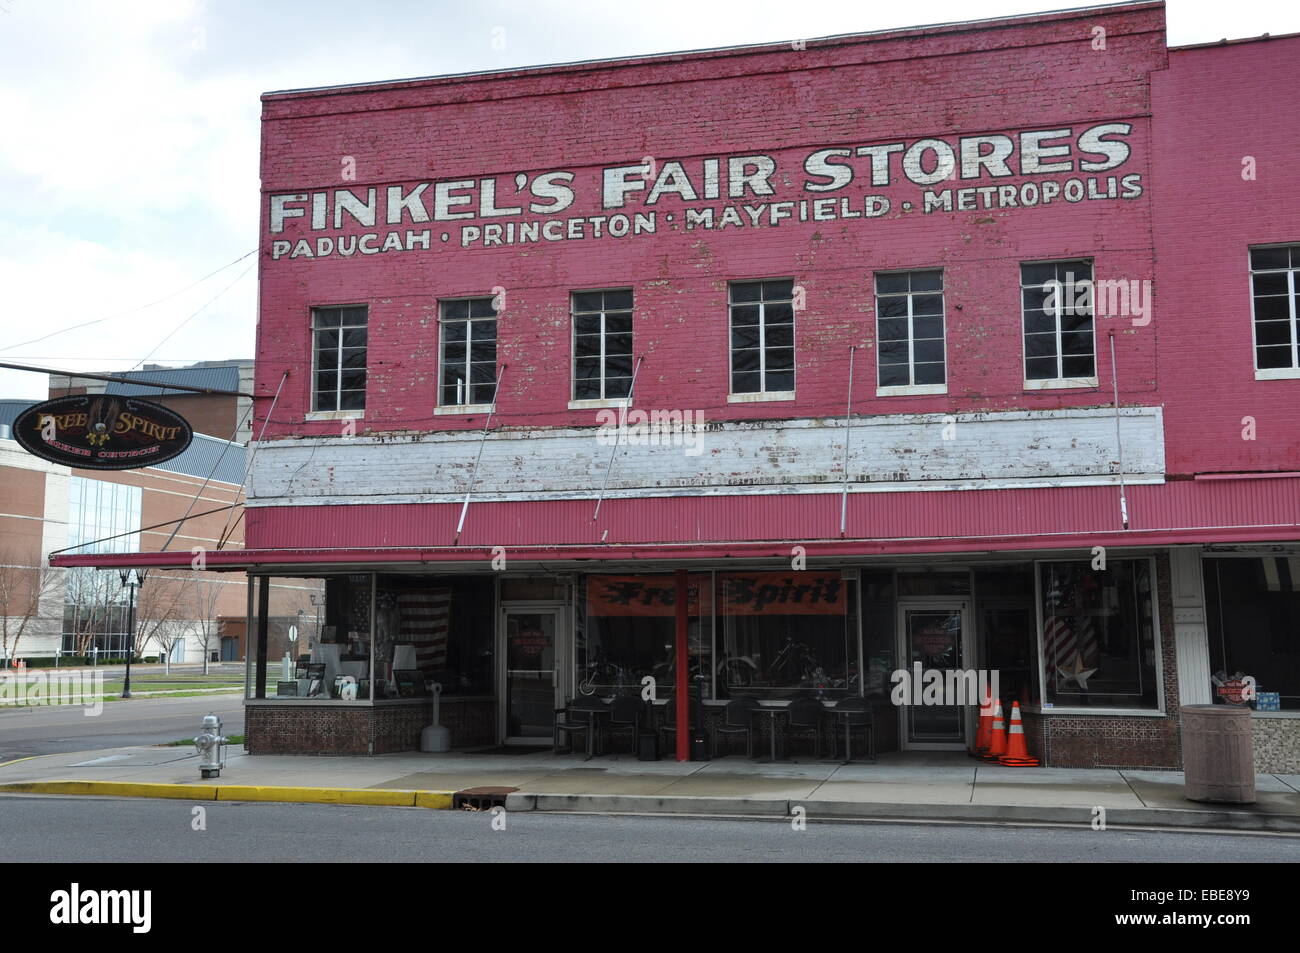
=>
[194,713,229,779]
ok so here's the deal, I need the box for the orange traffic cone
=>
[982,700,1006,761]
[998,701,1040,766]
[971,699,994,757]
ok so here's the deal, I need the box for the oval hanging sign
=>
[13,395,193,470]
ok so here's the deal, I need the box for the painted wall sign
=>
[266,122,1142,259]
[13,395,194,470]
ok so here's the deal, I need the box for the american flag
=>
[397,589,451,675]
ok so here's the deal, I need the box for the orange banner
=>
[587,573,845,616]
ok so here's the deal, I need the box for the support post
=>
[674,569,689,762]
[254,576,269,699]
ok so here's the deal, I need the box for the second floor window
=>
[729,278,794,395]
[572,290,633,401]
[1022,259,1095,385]
[876,270,946,391]
[312,306,367,412]
[440,298,498,407]
[1250,245,1300,375]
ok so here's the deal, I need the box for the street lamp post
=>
[117,567,148,699]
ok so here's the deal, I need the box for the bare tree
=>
[184,574,225,675]
[134,572,191,669]
[0,549,60,665]
[64,566,122,660]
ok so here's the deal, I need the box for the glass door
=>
[898,602,971,749]
[501,608,561,743]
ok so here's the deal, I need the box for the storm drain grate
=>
[453,786,518,811]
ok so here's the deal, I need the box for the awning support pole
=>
[254,577,269,699]
[454,363,507,545]
[592,355,644,524]
[674,569,689,763]
[839,345,856,538]
[1109,332,1131,529]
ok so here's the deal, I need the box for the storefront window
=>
[860,569,894,700]
[1204,556,1300,711]
[717,571,857,700]
[1038,559,1158,710]
[579,574,709,698]
[377,575,493,697]
[974,566,1038,706]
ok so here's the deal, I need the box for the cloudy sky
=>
[0,0,1295,400]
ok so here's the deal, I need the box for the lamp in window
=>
[116,567,148,698]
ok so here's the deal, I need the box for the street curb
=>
[503,792,1300,833]
[0,780,455,810]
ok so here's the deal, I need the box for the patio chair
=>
[711,696,760,758]
[656,698,678,750]
[604,694,643,755]
[554,696,604,760]
[784,697,825,759]
[832,696,875,762]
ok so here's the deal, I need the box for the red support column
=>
[674,569,689,762]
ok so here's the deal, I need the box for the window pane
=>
[876,273,908,294]
[1253,296,1291,320]
[314,310,342,329]
[315,329,339,348]
[469,298,497,318]
[471,320,497,341]
[1256,345,1294,369]
[339,390,365,411]
[1061,312,1093,333]
[1250,247,1290,270]
[470,383,496,404]
[574,334,601,358]
[878,317,908,341]
[767,348,794,372]
[575,357,601,381]
[574,314,600,335]
[1253,273,1288,296]
[1025,333,1058,358]
[1061,332,1093,356]
[731,325,760,349]
[341,328,365,348]
[1062,355,1095,378]
[605,355,633,377]
[765,324,793,348]
[914,362,945,386]
[766,371,794,391]
[470,341,496,363]
[1021,263,1056,286]
[340,370,365,391]
[761,279,794,301]
[342,307,368,325]
[573,292,604,312]
[470,362,496,384]
[605,376,632,398]
[912,339,944,364]
[443,342,466,364]
[342,348,366,368]
[1025,356,1057,379]
[878,364,908,387]
[731,305,760,326]
[732,348,760,372]
[605,333,633,355]
[730,282,762,303]
[763,302,794,324]
[913,314,943,339]
[317,348,338,370]
[442,320,467,342]
[605,313,633,334]
[910,271,943,292]
[604,290,633,310]
[574,377,601,400]
[878,341,908,365]
[731,370,760,393]
[878,297,908,318]
[1255,320,1294,347]
[912,294,943,316]
[442,300,469,320]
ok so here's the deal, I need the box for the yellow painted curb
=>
[415,791,455,810]
[0,780,217,800]
[0,779,457,809]
[215,785,421,807]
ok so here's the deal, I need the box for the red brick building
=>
[56,2,1300,768]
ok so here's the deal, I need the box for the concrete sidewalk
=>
[2,746,1299,832]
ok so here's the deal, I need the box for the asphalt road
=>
[0,693,244,763]
[1,796,1296,862]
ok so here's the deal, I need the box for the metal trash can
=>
[1180,704,1255,804]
